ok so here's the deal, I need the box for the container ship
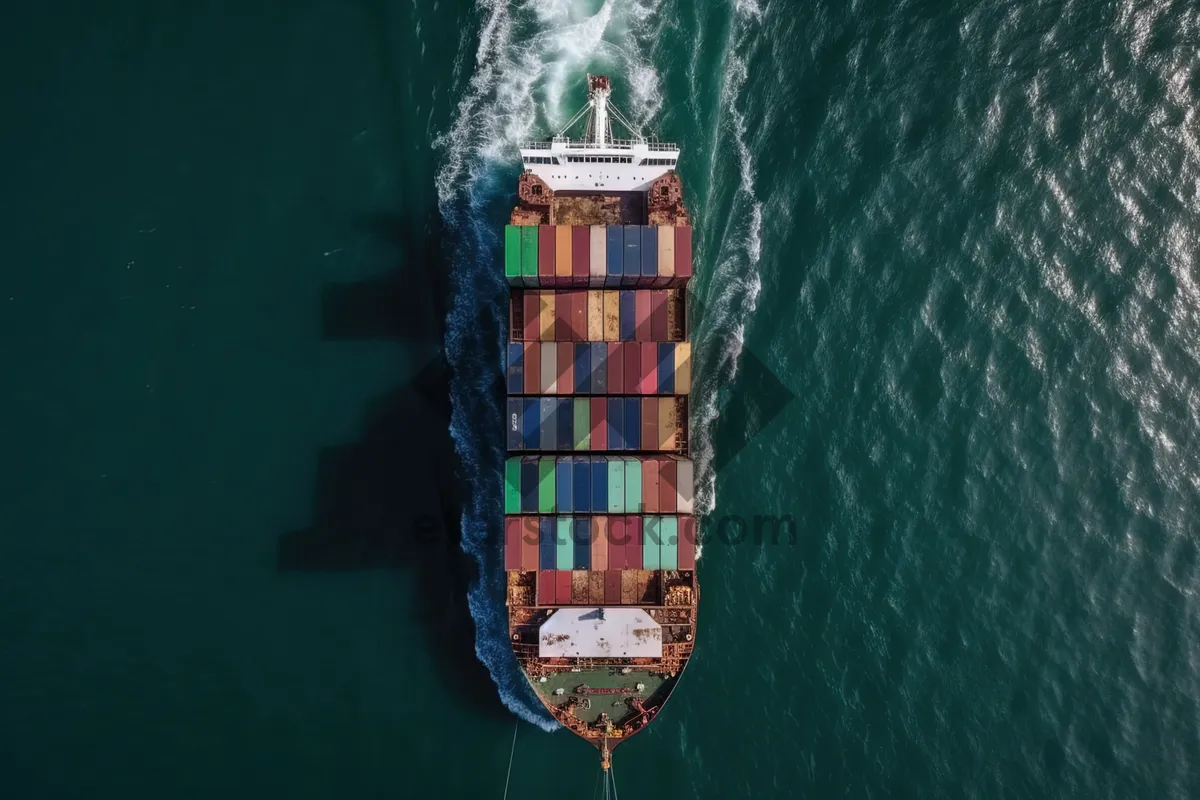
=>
[503,75,697,770]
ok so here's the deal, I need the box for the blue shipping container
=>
[556,458,573,512]
[606,226,623,287]
[608,397,625,450]
[573,517,592,569]
[508,398,523,451]
[538,517,555,569]
[573,460,590,511]
[574,343,591,394]
[623,226,641,286]
[619,291,636,341]
[658,343,675,394]
[625,398,642,449]
[520,459,538,512]
[641,226,657,281]
[507,343,523,394]
[590,457,608,509]
[539,398,555,450]
[591,343,607,393]
[556,398,573,449]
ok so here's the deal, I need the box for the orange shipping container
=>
[556,226,573,284]
[591,517,609,570]
[538,291,555,340]
[523,292,539,341]
[643,459,661,513]
[674,342,692,393]
[656,225,675,288]
[659,459,678,513]
[587,291,603,341]
[570,291,587,340]
[634,292,651,342]
[602,290,620,341]
[658,397,679,450]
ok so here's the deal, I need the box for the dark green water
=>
[5,0,1200,797]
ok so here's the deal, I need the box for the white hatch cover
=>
[538,608,662,658]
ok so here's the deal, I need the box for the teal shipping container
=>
[624,458,642,514]
[556,518,574,569]
[643,516,662,570]
[660,516,679,569]
[607,460,625,513]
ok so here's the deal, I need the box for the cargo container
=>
[590,226,606,287]
[643,516,661,570]
[607,397,624,450]
[539,518,555,570]
[589,397,607,450]
[640,342,657,394]
[591,342,608,394]
[556,518,573,570]
[572,226,590,287]
[521,516,539,570]
[640,226,657,287]
[623,226,641,285]
[542,398,558,450]
[571,570,589,603]
[625,398,641,450]
[642,398,657,456]
[607,342,625,393]
[520,458,538,512]
[505,225,521,284]
[539,342,556,394]
[626,516,643,569]
[659,458,677,514]
[538,225,555,284]
[590,457,608,511]
[634,291,651,342]
[591,516,608,570]
[623,341,640,394]
[538,458,555,513]
[620,569,636,604]
[589,570,605,603]
[556,458,573,513]
[619,291,636,341]
[658,396,676,450]
[505,458,521,513]
[677,459,694,513]
[657,343,675,394]
[573,344,590,394]
[556,342,574,394]
[538,291,555,341]
[556,225,572,285]
[643,458,660,514]
[573,517,591,569]
[656,225,675,288]
[651,291,668,341]
[602,290,620,341]
[624,458,642,514]
[573,398,590,450]
[609,516,625,567]
[506,343,523,395]
[524,342,540,394]
[675,342,692,393]
[678,515,697,569]
[661,517,679,570]
[555,570,572,605]
[507,398,522,451]
[554,291,570,340]
[520,225,538,287]
[537,569,554,604]
[522,398,539,450]
[587,291,603,341]
[505,517,521,569]
[607,459,624,513]
[675,225,693,281]
[521,292,538,340]
[605,226,623,287]
[556,397,573,449]
[604,569,621,603]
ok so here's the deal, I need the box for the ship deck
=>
[551,191,645,226]
[533,667,671,725]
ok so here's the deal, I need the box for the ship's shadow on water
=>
[277,211,507,720]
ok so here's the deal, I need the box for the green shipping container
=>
[660,517,678,569]
[538,459,556,513]
[573,398,590,450]
[504,226,521,281]
[556,517,574,569]
[520,226,538,279]
[607,461,625,513]
[505,458,521,514]
[624,458,642,514]
[643,516,661,570]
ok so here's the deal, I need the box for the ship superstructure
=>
[502,75,698,769]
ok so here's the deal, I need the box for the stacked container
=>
[504,221,697,606]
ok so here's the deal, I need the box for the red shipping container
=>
[640,343,657,395]
[659,459,678,513]
[678,516,696,569]
[609,516,625,566]
[523,292,539,341]
[521,516,539,570]
[572,291,587,340]
[624,342,641,393]
[523,343,540,394]
[674,226,692,281]
[605,569,622,604]
[556,342,574,393]
[643,459,660,514]
[504,518,521,570]
[539,225,556,283]
[554,292,568,340]
[591,517,608,570]
[607,342,625,394]
[572,226,590,287]
[590,398,607,449]
[626,516,643,569]
[642,398,657,450]
[634,292,651,342]
[555,571,572,605]
[651,290,668,341]
[537,570,554,604]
